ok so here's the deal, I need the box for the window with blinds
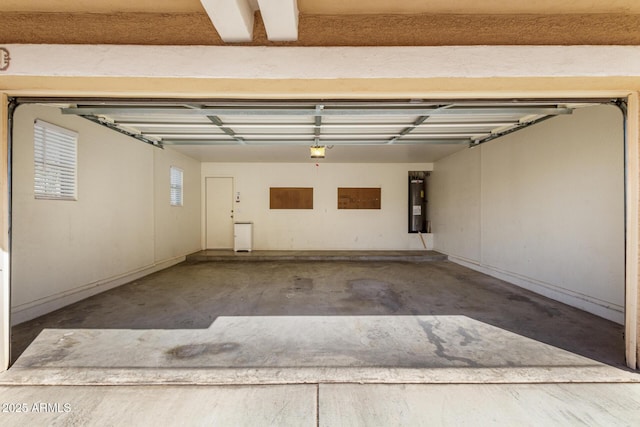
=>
[170,166,183,206]
[34,119,78,200]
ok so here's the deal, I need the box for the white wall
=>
[428,148,481,261]
[201,163,433,250]
[154,149,201,261]
[11,104,201,324]
[430,105,625,323]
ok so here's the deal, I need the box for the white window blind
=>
[34,119,78,200]
[170,166,183,206]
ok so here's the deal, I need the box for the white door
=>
[206,177,234,249]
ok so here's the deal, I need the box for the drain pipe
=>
[418,232,427,249]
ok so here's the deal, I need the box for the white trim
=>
[10,256,186,326]
[3,45,640,79]
[626,93,639,369]
[0,251,8,371]
[448,254,625,325]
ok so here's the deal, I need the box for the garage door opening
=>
[4,97,633,383]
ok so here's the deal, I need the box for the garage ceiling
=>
[53,99,599,163]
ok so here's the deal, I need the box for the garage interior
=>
[2,97,631,384]
[2,0,640,423]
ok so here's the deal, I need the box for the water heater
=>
[408,172,428,233]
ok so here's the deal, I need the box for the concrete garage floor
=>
[9,255,629,371]
[2,254,640,425]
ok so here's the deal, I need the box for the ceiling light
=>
[310,145,326,158]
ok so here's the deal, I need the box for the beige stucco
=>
[2,0,639,15]
[0,0,204,13]
[299,0,640,15]
[0,76,637,99]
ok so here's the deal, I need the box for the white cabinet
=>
[234,222,253,252]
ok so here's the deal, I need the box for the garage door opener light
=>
[310,145,326,158]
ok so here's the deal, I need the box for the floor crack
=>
[418,319,481,367]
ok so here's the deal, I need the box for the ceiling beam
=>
[200,0,255,42]
[257,0,299,41]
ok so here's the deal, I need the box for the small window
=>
[34,119,78,200]
[170,166,183,206]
